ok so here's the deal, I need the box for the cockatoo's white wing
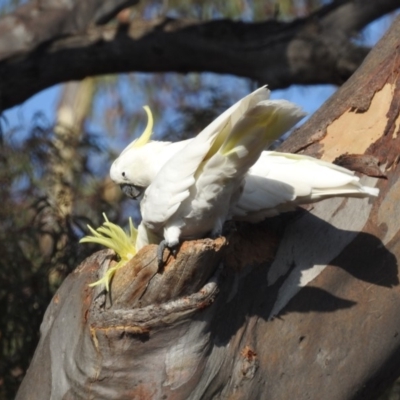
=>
[141,86,273,227]
[140,89,307,248]
[222,100,306,155]
[199,86,271,160]
[111,86,272,202]
[141,129,217,227]
[191,99,306,221]
[159,98,307,243]
[232,175,296,221]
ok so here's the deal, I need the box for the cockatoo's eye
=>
[122,172,126,177]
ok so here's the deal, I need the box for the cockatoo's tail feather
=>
[79,213,137,291]
[232,151,379,222]
[361,186,380,197]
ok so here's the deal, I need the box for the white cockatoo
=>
[112,86,306,252]
[142,88,307,254]
[110,87,379,254]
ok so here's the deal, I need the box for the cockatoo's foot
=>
[157,240,178,267]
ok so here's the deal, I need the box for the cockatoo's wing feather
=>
[141,123,220,225]
[141,86,274,227]
[221,100,306,157]
[232,175,296,221]
[192,99,306,204]
[203,86,271,162]
[185,99,306,228]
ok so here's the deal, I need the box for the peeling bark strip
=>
[1,0,400,110]
[367,78,400,169]
[280,17,400,160]
[16,15,400,400]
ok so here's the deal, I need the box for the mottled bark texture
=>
[16,15,400,400]
[1,0,400,110]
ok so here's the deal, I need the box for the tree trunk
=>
[36,80,94,273]
[16,16,400,400]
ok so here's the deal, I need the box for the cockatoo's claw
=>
[157,240,179,267]
[168,246,176,257]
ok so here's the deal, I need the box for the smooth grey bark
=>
[16,15,400,400]
[0,0,400,110]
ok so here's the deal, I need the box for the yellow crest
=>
[123,106,154,152]
[80,213,138,291]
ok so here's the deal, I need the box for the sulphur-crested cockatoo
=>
[113,86,306,252]
[110,87,378,252]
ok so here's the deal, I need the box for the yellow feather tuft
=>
[79,213,137,291]
[122,106,154,154]
[135,105,154,147]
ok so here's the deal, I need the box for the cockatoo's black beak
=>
[120,184,145,199]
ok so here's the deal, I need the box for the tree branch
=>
[0,0,138,59]
[320,0,400,34]
[0,0,399,111]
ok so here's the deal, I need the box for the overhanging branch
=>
[0,0,399,110]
